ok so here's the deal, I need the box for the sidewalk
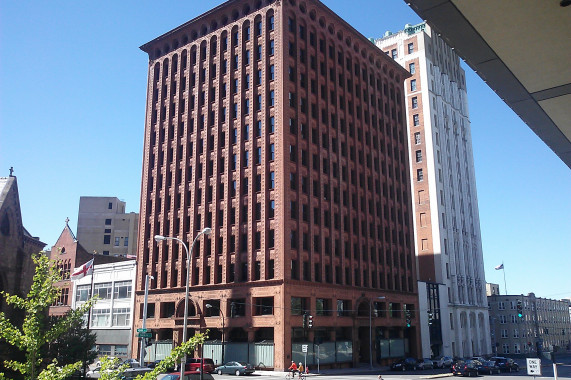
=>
[253,364,391,377]
[253,365,454,378]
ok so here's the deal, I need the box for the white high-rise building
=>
[376,22,490,358]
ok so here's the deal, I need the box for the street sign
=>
[301,344,308,353]
[138,332,152,338]
[527,358,541,376]
[137,328,148,333]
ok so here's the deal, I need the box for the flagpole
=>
[501,261,507,295]
[82,253,96,379]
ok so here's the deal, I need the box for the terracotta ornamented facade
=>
[136,0,419,369]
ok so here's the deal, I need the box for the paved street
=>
[211,356,571,380]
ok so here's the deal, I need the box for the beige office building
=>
[77,197,139,257]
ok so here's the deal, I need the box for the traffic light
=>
[405,310,412,328]
[427,311,434,325]
[307,314,313,329]
[517,300,523,318]
[302,312,308,329]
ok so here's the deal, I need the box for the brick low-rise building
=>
[488,292,571,355]
[135,0,419,369]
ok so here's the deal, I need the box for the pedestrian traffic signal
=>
[302,313,308,329]
[517,300,523,318]
[308,314,313,329]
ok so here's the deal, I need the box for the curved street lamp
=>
[155,227,211,379]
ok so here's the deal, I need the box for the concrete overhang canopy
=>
[406,0,571,169]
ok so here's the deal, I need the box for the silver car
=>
[435,356,453,368]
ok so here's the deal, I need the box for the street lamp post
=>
[139,274,154,367]
[205,303,225,365]
[370,296,386,369]
[155,227,211,380]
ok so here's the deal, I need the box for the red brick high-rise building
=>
[136,0,419,369]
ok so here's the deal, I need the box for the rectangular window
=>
[112,307,131,327]
[124,236,129,246]
[416,150,422,163]
[103,235,110,244]
[413,114,420,126]
[76,285,91,302]
[114,237,120,246]
[409,62,416,74]
[94,282,112,299]
[336,299,351,317]
[91,308,110,327]
[417,169,424,181]
[114,281,132,299]
[412,96,418,109]
[97,345,112,356]
[391,49,397,59]
[410,79,417,91]
[408,43,414,54]
[414,132,421,145]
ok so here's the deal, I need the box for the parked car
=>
[121,367,152,379]
[451,359,479,377]
[157,370,211,380]
[417,358,434,370]
[490,357,519,372]
[435,356,454,368]
[185,358,215,373]
[216,361,255,376]
[477,360,501,375]
[148,359,175,372]
[390,357,418,371]
[122,359,141,368]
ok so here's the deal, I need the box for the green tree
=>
[0,252,94,380]
[45,312,98,370]
[96,333,206,380]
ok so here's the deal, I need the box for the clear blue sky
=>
[1,1,569,300]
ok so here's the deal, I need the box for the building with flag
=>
[376,23,490,358]
[72,260,137,361]
[48,222,132,317]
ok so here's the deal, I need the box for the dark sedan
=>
[215,361,255,376]
[490,357,519,372]
[452,360,479,377]
[390,357,418,371]
[477,360,501,375]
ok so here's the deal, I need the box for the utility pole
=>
[139,275,153,367]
